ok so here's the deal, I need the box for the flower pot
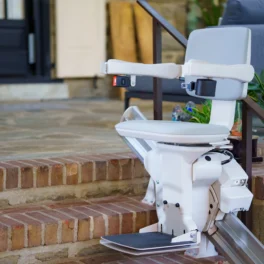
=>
[228,136,258,159]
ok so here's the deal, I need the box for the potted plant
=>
[183,99,259,161]
[229,101,259,160]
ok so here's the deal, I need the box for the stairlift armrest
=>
[183,60,254,83]
[101,59,254,83]
[102,59,182,79]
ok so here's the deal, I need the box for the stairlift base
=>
[101,106,254,259]
[185,234,218,259]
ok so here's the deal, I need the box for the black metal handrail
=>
[243,97,264,122]
[137,0,188,47]
[137,0,187,120]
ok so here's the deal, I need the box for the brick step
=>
[0,152,149,206]
[0,195,158,263]
[0,194,228,264]
[41,252,227,264]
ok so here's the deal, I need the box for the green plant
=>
[248,71,264,108]
[183,99,243,137]
[183,100,212,124]
[193,0,226,27]
[182,70,264,124]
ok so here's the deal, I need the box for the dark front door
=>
[0,0,28,76]
[0,0,52,83]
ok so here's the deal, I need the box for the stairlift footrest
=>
[100,239,199,256]
[101,232,197,252]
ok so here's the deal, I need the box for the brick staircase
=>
[0,152,157,263]
[0,195,157,263]
[0,150,263,263]
[0,152,148,206]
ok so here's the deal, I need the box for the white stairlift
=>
[100,27,260,259]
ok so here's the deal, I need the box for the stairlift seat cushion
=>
[115,120,230,144]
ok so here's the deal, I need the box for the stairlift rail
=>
[102,59,254,83]
[207,213,264,264]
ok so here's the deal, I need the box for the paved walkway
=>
[0,99,176,161]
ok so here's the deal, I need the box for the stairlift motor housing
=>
[100,27,255,258]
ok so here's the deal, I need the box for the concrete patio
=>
[0,99,176,161]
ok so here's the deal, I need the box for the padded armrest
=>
[102,59,254,83]
[102,59,182,79]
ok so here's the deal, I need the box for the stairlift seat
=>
[115,120,230,144]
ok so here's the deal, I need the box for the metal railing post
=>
[137,0,188,120]
[4,0,8,19]
[241,100,253,230]
[153,19,162,120]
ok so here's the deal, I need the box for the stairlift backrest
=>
[185,27,251,101]
[185,27,252,130]
[102,28,253,131]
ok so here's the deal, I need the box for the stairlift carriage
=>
[100,27,264,262]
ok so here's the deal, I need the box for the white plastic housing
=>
[221,187,253,213]
[213,159,253,213]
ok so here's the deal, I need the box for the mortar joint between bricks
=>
[33,167,37,188]
[4,215,28,248]
[83,206,109,236]
[2,167,7,190]
[59,158,82,184]
[7,226,12,251]
[57,220,62,244]
[92,161,96,182]
[102,214,109,236]
[106,160,109,181]
[41,223,45,245]
[62,165,67,185]
[132,211,136,233]
[105,203,137,233]
[131,158,135,179]
[37,211,62,243]
[118,160,122,180]
[48,165,52,186]
[119,214,122,235]
[15,160,39,189]
[54,209,79,242]
[89,216,94,240]
[22,213,45,246]
[17,166,21,188]
[0,162,21,190]
[77,163,82,184]
[73,218,78,242]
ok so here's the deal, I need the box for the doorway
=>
[0,0,52,83]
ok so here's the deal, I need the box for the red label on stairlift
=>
[113,76,117,86]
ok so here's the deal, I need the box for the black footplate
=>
[102,232,195,251]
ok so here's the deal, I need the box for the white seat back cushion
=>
[185,27,251,100]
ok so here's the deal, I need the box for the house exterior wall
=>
[51,0,188,99]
